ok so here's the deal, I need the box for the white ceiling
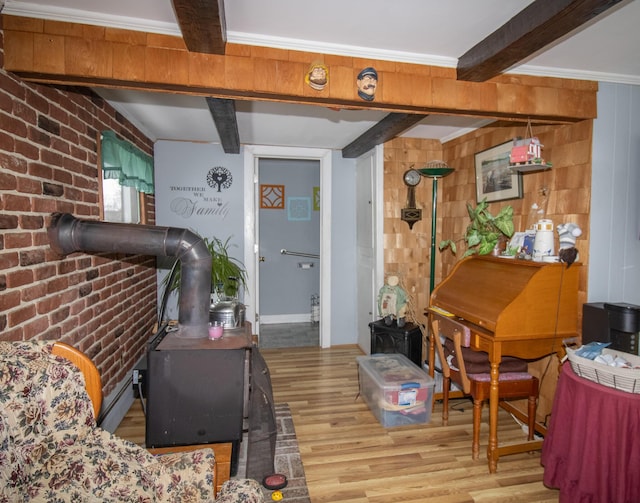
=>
[3,0,639,149]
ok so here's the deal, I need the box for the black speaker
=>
[369,319,423,367]
[582,302,640,355]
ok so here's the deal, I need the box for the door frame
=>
[243,145,332,348]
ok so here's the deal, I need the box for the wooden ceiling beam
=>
[172,0,226,54]
[206,97,240,153]
[342,113,427,158]
[457,0,625,82]
[1,15,598,123]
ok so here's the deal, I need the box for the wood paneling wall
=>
[2,15,598,126]
[382,138,443,324]
[384,122,592,424]
[384,120,592,330]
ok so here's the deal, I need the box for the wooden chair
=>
[52,341,102,418]
[432,320,539,460]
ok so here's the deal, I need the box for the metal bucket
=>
[209,299,246,328]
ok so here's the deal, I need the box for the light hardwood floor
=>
[115,345,560,503]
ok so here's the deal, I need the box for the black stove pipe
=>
[48,213,212,338]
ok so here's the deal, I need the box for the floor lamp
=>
[418,162,453,296]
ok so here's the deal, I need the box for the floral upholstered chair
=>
[0,341,264,502]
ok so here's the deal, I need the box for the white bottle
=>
[533,219,554,261]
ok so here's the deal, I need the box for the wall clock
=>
[401,168,422,229]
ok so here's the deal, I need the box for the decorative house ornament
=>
[509,120,553,172]
[356,67,378,101]
[305,62,329,90]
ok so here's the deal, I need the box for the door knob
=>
[259,256,265,262]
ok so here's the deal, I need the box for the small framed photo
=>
[475,141,523,203]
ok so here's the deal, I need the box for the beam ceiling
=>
[172,0,227,54]
[2,4,601,155]
[342,114,428,159]
[206,97,240,154]
[457,0,625,82]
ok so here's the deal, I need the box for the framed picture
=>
[287,197,311,221]
[475,141,523,203]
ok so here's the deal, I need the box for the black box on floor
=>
[369,319,423,366]
[582,302,640,355]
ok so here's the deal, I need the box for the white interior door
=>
[356,145,383,353]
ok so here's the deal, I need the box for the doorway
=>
[243,146,332,348]
[257,157,320,348]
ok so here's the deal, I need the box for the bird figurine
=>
[557,223,582,268]
[559,246,578,267]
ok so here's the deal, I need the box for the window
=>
[99,130,154,224]
[102,177,140,223]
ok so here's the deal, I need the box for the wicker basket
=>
[566,347,640,394]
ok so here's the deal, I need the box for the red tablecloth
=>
[542,363,640,503]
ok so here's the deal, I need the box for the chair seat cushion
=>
[444,339,528,373]
[468,372,534,382]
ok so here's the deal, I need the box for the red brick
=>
[6,269,34,288]
[16,175,41,194]
[50,305,70,325]
[0,171,17,190]
[21,282,46,302]
[29,162,53,179]
[0,215,19,230]
[19,249,45,266]
[46,276,69,294]
[5,231,32,249]
[19,215,44,230]
[14,139,39,160]
[3,193,31,213]
[0,291,21,311]
[12,100,37,124]
[22,317,51,339]
[0,251,19,269]
[0,152,27,174]
[8,304,37,327]
[0,111,28,136]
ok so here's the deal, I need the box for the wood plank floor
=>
[115,345,559,503]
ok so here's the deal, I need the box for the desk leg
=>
[488,354,500,473]
[427,324,435,377]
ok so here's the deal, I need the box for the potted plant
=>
[164,234,247,301]
[439,198,515,257]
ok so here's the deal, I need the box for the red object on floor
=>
[263,474,288,490]
[541,363,640,502]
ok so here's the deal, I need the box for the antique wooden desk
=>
[427,255,580,473]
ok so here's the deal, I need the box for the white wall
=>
[329,151,358,345]
[589,82,640,305]
[154,141,246,319]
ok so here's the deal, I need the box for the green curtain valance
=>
[101,130,154,194]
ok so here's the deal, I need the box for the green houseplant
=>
[439,198,515,257]
[164,235,247,300]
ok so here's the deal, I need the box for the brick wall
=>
[0,27,157,398]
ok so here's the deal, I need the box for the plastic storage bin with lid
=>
[357,353,435,427]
